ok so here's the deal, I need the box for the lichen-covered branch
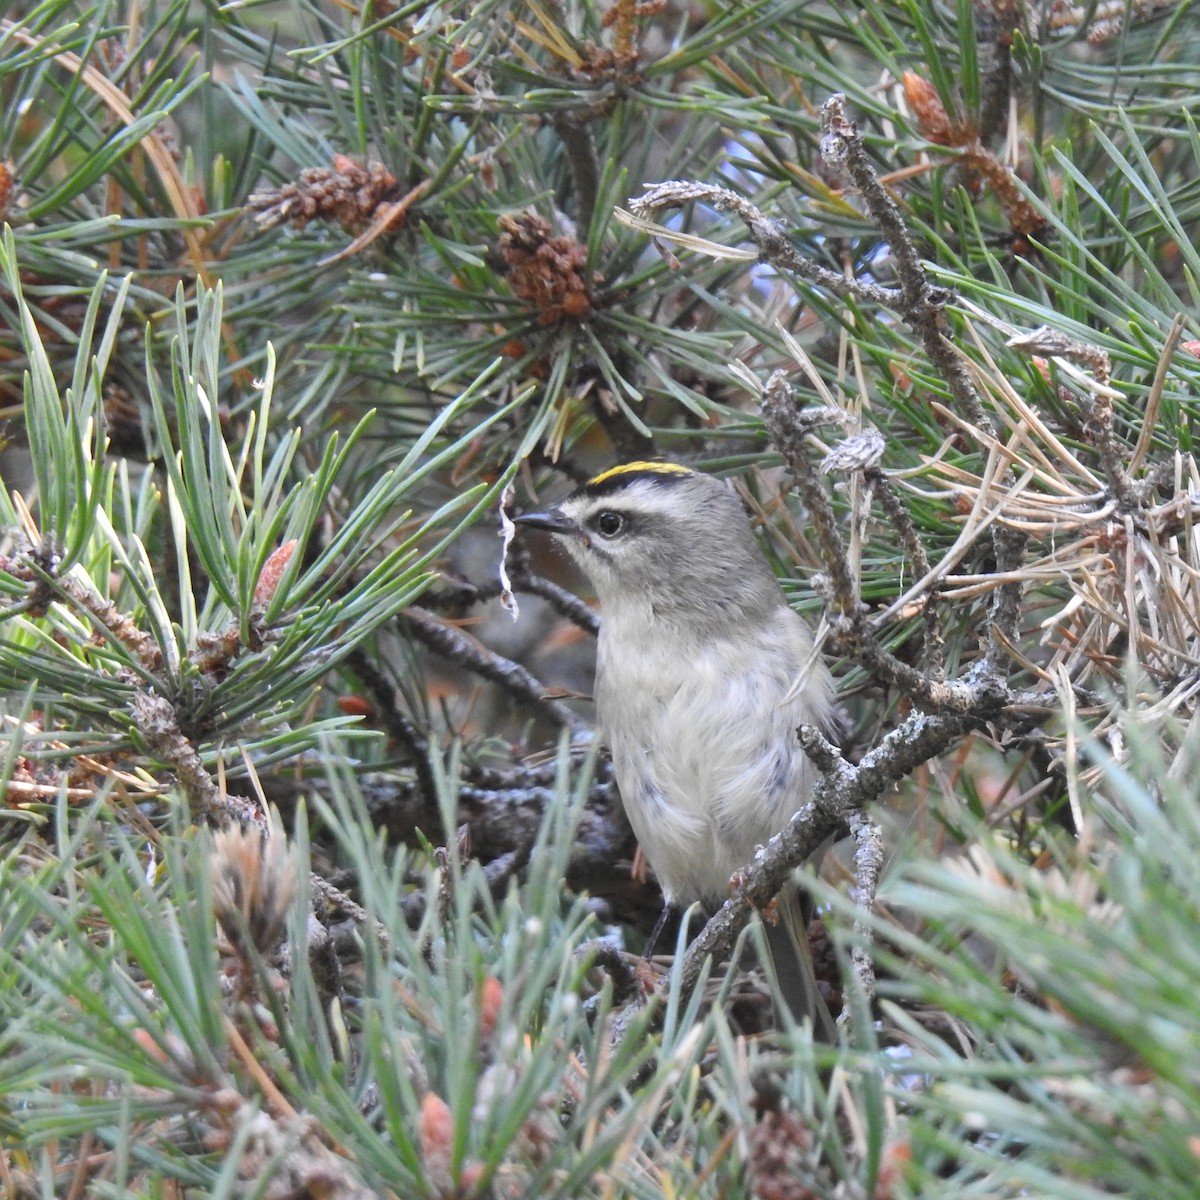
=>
[760,370,860,621]
[628,180,900,309]
[132,692,261,828]
[670,688,1024,1012]
[818,94,991,434]
[761,371,990,712]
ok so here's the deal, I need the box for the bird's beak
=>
[513,508,579,535]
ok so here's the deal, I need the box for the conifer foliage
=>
[1,1,1199,1195]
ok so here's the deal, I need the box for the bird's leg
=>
[642,903,674,958]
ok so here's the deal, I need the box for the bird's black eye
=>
[593,510,625,538]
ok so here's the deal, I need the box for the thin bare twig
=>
[1007,324,1146,514]
[344,646,440,809]
[403,606,586,732]
[628,180,899,309]
[865,466,945,678]
[760,371,859,620]
[512,571,601,635]
[310,871,390,946]
[553,114,601,233]
[1129,314,1185,475]
[762,371,988,711]
[502,536,600,634]
[424,555,600,635]
[983,524,1028,662]
[818,95,990,434]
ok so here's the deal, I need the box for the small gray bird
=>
[517,461,838,1039]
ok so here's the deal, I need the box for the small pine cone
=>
[248,156,398,232]
[748,1108,817,1200]
[498,211,552,255]
[498,212,597,324]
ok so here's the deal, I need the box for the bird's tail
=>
[761,882,837,1041]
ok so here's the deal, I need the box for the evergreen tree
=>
[1,1,1198,1194]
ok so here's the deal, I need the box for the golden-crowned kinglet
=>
[517,461,838,1039]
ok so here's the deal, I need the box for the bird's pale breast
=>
[596,604,830,906]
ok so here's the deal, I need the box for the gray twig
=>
[762,371,984,712]
[846,808,884,1009]
[983,524,1028,663]
[646,676,1077,1038]
[818,94,991,434]
[669,695,1008,1011]
[629,179,900,309]
[512,570,600,635]
[670,801,842,1008]
[423,556,600,635]
[1007,325,1146,514]
[310,872,390,947]
[761,370,860,621]
[404,606,586,732]
[865,466,944,678]
[344,646,440,809]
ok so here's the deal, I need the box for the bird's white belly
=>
[596,629,814,906]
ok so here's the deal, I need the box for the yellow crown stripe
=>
[586,461,693,488]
